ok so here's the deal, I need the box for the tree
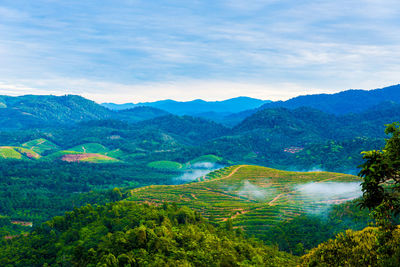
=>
[359,122,400,230]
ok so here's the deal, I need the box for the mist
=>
[236,180,274,201]
[172,162,224,183]
[295,182,362,215]
[288,166,359,175]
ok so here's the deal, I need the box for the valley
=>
[1,86,400,266]
[2,1,399,264]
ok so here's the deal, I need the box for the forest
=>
[1,88,400,266]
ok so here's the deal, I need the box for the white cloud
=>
[0,0,399,100]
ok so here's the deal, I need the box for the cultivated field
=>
[129,165,361,238]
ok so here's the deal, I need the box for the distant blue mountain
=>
[101,97,270,115]
[260,84,400,115]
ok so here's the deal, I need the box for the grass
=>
[67,143,126,160]
[43,150,82,161]
[68,143,110,154]
[0,147,23,159]
[128,165,361,239]
[22,138,59,154]
[0,146,40,160]
[105,148,125,158]
[13,147,41,159]
[79,154,120,163]
[147,160,183,171]
[44,150,120,163]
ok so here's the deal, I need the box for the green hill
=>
[0,146,40,160]
[189,154,223,164]
[22,138,59,154]
[45,150,120,163]
[68,143,110,154]
[13,147,41,159]
[0,147,23,159]
[147,160,183,171]
[0,95,114,130]
[129,165,360,239]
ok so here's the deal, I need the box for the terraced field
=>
[43,150,120,163]
[22,138,59,154]
[128,165,361,238]
[0,147,23,159]
[0,146,40,159]
[68,143,110,154]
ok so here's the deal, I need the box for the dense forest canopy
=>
[0,202,297,266]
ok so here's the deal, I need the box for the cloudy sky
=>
[0,0,399,103]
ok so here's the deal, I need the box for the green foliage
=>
[262,199,374,255]
[300,227,400,266]
[359,122,400,229]
[0,159,183,234]
[0,202,298,266]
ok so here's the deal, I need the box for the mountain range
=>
[1,85,400,173]
[102,96,270,115]
[2,85,400,265]
[2,84,400,130]
[260,84,400,115]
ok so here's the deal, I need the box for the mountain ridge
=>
[260,84,400,115]
[102,96,270,115]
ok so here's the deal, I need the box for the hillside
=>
[261,84,400,115]
[129,165,361,239]
[134,114,230,145]
[0,95,171,130]
[0,95,113,129]
[2,93,400,173]
[234,107,337,140]
[114,106,170,123]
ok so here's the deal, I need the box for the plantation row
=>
[128,165,360,239]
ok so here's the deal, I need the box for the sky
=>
[0,0,399,103]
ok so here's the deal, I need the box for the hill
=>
[134,114,230,145]
[260,84,400,115]
[0,146,40,160]
[44,150,120,163]
[0,95,113,129]
[234,107,337,140]
[114,106,170,123]
[0,95,171,130]
[128,165,361,239]
[21,138,59,154]
[0,202,297,266]
[102,96,270,115]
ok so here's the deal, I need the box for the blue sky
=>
[0,0,399,102]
